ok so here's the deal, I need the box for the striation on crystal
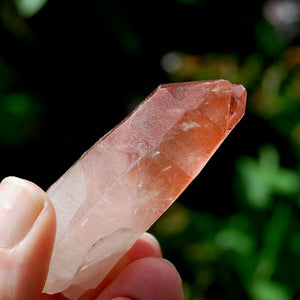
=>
[43,80,246,298]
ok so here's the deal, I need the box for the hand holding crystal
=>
[0,176,183,300]
[0,80,246,299]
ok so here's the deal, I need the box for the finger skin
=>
[96,257,184,300]
[78,232,163,300]
[0,178,56,300]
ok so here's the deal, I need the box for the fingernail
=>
[0,176,44,248]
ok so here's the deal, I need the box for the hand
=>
[0,177,183,300]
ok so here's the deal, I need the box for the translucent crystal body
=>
[44,80,246,298]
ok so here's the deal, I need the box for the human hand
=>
[0,176,183,300]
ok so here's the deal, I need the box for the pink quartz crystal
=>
[44,80,246,298]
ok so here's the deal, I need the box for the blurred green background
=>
[1,0,300,299]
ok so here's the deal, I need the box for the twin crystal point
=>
[44,80,246,298]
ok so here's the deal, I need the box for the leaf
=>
[251,280,291,300]
[236,145,300,209]
[14,0,47,18]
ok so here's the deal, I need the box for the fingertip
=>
[0,176,56,300]
[140,232,162,255]
[127,232,162,261]
[97,257,184,300]
[79,233,164,299]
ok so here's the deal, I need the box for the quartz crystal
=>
[44,80,246,298]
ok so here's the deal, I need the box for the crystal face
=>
[43,80,246,298]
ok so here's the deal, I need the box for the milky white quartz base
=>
[44,80,246,298]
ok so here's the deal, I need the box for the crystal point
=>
[44,80,246,298]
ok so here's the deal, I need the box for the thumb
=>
[0,176,56,300]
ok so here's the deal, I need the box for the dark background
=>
[0,0,261,180]
[1,0,300,299]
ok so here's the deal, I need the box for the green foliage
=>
[236,145,300,209]
[255,21,288,59]
[0,93,42,146]
[0,57,42,147]
[251,280,291,300]
[152,3,300,298]
[14,0,47,18]
[153,166,298,299]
